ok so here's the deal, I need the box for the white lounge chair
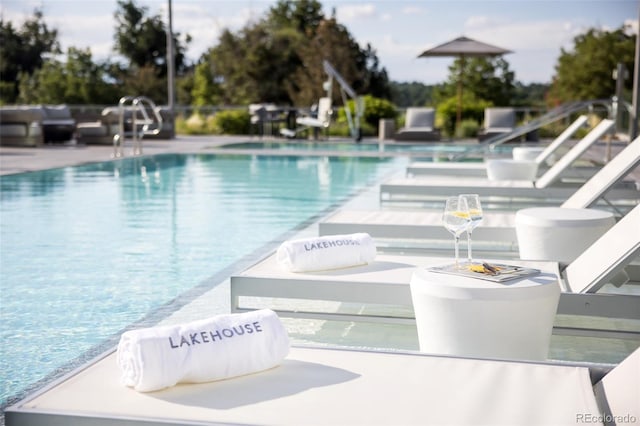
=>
[281,97,332,139]
[319,135,640,246]
[8,344,637,425]
[381,119,639,204]
[231,203,640,326]
[406,115,588,177]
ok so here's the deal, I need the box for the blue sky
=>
[1,0,637,84]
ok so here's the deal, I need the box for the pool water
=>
[0,153,406,405]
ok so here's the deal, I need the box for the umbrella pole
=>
[456,56,465,132]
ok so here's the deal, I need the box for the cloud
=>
[335,3,377,22]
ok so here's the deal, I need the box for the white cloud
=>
[335,3,377,22]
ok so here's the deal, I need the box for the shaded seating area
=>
[394,107,441,141]
[0,104,76,146]
[478,107,516,141]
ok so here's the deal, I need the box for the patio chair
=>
[230,203,640,326]
[280,97,332,139]
[406,115,589,177]
[478,107,516,141]
[9,344,637,425]
[319,135,640,245]
[394,107,441,141]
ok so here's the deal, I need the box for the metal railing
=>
[112,96,163,157]
[450,99,614,161]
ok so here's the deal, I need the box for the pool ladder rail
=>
[112,96,163,158]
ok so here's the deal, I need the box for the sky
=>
[1,0,638,85]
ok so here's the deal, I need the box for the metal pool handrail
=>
[113,96,164,158]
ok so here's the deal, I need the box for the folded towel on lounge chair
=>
[277,233,376,272]
[116,309,290,392]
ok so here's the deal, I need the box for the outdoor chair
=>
[394,107,441,141]
[478,107,516,141]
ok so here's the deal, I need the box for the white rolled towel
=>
[116,309,290,392]
[277,232,376,272]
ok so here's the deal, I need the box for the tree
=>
[548,25,636,105]
[17,47,119,105]
[434,56,515,107]
[0,9,60,103]
[113,0,191,102]
[202,0,390,107]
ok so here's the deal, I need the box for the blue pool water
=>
[0,153,405,405]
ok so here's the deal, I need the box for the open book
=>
[428,262,541,283]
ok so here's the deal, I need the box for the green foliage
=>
[455,119,480,138]
[205,0,391,107]
[209,109,250,135]
[338,95,397,130]
[191,62,221,107]
[113,0,191,77]
[548,25,636,104]
[390,81,434,107]
[0,9,60,103]
[436,95,491,137]
[16,47,117,104]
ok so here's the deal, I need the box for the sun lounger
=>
[380,120,639,204]
[10,344,636,425]
[406,115,588,177]
[319,135,640,245]
[380,120,614,203]
[231,204,640,327]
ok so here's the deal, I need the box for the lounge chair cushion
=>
[405,107,435,129]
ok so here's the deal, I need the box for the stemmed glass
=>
[442,196,470,269]
[460,194,483,264]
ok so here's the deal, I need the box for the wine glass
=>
[442,196,470,269]
[460,194,483,264]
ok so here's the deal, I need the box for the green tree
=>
[548,25,636,105]
[390,81,434,107]
[113,0,191,102]
[17,47,118,105]
[203,0,390,107]
[0,9,60,103]
[434,56,515,107]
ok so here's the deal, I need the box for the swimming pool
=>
[0,153,406,405]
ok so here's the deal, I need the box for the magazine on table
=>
[428,262,541,283]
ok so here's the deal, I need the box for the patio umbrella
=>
[418,36,512,129]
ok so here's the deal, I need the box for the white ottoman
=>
[515,208,616,263]
[512,147,545,161]
[410,268,560,360]
[485,159,538,181]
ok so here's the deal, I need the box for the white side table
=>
[515,207,615,263]
[410,268,560,361]
[512,146,545,161]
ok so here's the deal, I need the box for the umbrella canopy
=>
[418,36,512,130]
[418,36,512,58]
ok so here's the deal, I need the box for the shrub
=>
[437,95,491,137]
[455,119,480,138]
[209,109,250,135]
[336,95,397,136]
